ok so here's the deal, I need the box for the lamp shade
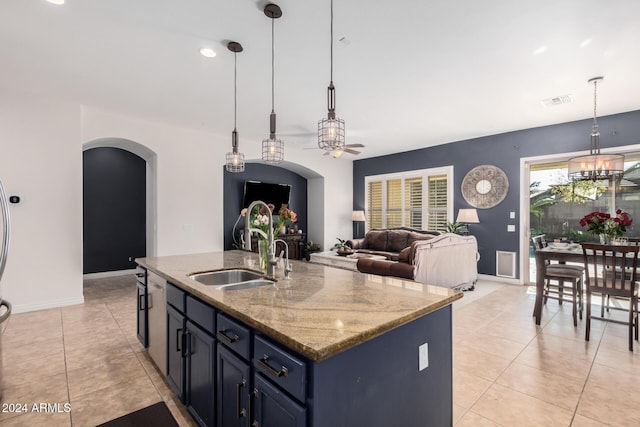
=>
[352,210,366,222]
[456,209,479,223]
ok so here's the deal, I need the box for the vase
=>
[258,238,269,272]
[599,234,613,245]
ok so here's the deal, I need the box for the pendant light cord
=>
[271,17,275,113]
[592,79,598,132]
[234,51,237,131]
[330,0,334,84]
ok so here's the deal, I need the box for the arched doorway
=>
[83,139,157,274]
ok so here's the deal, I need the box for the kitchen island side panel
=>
[308,304,452,427]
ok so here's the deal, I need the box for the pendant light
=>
[567,76,624,181]
[262,3,284,164]
[318,0,345,151]
[225,41,245,173]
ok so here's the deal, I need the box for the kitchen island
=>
[137,250,462,427]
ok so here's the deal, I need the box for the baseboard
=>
[83,269,137,279]
[11,296,85,314]
[478,273,522,286]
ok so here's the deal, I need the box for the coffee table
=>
[309,251,387,271]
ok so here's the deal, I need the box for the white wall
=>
[0,90,83,312]
[0,90,353,312]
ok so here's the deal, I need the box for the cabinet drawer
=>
[254,335,307,402]
[135,265,147,286]
[167,282,186,313]
[216,313,251,360]
[186,295,216,335]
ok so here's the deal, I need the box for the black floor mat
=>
[96,401,179,427]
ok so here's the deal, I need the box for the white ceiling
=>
[3,0,640,159]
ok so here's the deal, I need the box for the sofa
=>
[355,232,479,290]
[346,227,441,261]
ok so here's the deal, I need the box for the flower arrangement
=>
[240,203,297,236]
[276,204,297,233]
[579,209,632,239]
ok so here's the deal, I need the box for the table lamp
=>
[456,209,479,235]
[352,210,366,238]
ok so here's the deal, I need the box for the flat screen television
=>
[242,180,291,209]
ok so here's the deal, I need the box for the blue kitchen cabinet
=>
[217,344,250,427]
[252,373,306,427]
[186,319,216,427]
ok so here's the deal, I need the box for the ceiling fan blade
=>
[343,148,361,155]
[344,143,364,148]
[323,151,331,156]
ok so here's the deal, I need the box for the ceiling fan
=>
[304,143,364,157]
[324,144,364,157]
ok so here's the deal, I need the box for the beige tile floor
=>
[1,275,638,426]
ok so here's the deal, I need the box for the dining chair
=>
[531,235,584,326]
[581,243,639,351]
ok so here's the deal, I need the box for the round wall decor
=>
[461,165,509,209]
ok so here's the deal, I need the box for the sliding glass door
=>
[526,154,640,282]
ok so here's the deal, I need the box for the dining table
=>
[533,242,584,325]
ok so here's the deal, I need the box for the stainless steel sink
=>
[216,280,274,291]
[188,269,273,290]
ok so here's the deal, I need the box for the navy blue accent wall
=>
[223,164,308,250]
[353,109,640,277]
[83,147,146,273]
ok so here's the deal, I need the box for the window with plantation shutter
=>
[364,167,452,233]
[367,181,383,229]
[428,175,448,231]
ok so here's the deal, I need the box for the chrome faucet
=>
[273,239,293,279]
[244,200,277,277]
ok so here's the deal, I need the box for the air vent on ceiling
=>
[541,94,572,107]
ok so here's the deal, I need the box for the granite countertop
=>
[137,250,463,362]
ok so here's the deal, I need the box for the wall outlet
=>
[419,342,429,371]
[507,224,515,232]
[182,223,193,232]
[128,257,132,262]
[509,211,516,219]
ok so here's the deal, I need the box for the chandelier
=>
[567,77,624,181]
[225,41,245,173]
[261,3,284,164]
[318,0,345,151]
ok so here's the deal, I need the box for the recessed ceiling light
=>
[46,0,65,5]
[199,47,216,58]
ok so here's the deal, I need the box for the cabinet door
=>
[217,344,250,427]
[186,320,216,427]
[167,304,185,401]
[136,282,148,347]
[253,374,306,427]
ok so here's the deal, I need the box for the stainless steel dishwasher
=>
[147,271,167,372]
